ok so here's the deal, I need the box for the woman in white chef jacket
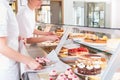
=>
[0,0,43,80]
[17,0,59,44]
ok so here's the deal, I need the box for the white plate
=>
[72,38,84,42]
[63,44,80,49]
[59,56,79,63]
[84,42,107,46]
[74,39,106,47]
[74,68,97,76]
[39,41,58,46]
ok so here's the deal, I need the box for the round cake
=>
[75,54,107,75]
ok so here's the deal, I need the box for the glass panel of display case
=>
[21,23,120,80]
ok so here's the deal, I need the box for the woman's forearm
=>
[26,37,48,44]
[0,45,33,65]
[34,29,46,35]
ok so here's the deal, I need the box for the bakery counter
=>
[20,43,120,80]
[20,46,71,80]
[20,43,48,78]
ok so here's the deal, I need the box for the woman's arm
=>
[26,35,59,44]
[0,37,42,70]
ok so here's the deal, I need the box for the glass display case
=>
[73,2,106,27]
[34,23,65,54]
[21,24,120,80]
[57,26,120,80]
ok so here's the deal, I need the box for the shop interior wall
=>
[16,0,120,28]
[111,0,120,28]
[63,0,111,27]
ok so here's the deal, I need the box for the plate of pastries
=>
[58,47,89,63]
[84,34,108,46]
[55,27,64,38]
[74,54,107,76]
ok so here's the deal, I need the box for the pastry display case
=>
[21,24,120,80]
[56,25,120,80]
[36,23,65,54]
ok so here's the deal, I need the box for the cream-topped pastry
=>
[77,63,85,68]
[56,73,67,80]
[49,70,58,76]
[86,65,94,70]
[49,70,58,80]
[76,54,106,75]
[94,64,101,69]
[67,72,75,79]
[64,68,73,75]
[54,69,80,80]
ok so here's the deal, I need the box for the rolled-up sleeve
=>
[0,4,7,37]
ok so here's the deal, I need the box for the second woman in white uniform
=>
[17,0,59,44]
[0,0,43,80]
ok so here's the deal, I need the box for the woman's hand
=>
[27,59,43,70]
[44,32,54,36]
[46,35,60,42]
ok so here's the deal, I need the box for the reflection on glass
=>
[87,2,105,27]
[73,2,105,27]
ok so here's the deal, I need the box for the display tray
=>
[38,41,58,47]
[59,56,79,63]
[74,68,100,76]
[73,38,107,47]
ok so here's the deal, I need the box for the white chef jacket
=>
[0,0,19,80]
[17,5,36,38]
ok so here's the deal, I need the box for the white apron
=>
[0,0,19,80]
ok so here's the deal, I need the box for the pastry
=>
[49,70,58,80]
[68,47,89,56]
[50,69,80,80]
[76,54,107,75]
[69,33,85,39]
[84,35,108,43]
[35,57,50,66]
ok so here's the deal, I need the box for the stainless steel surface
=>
[26,44,47,58]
